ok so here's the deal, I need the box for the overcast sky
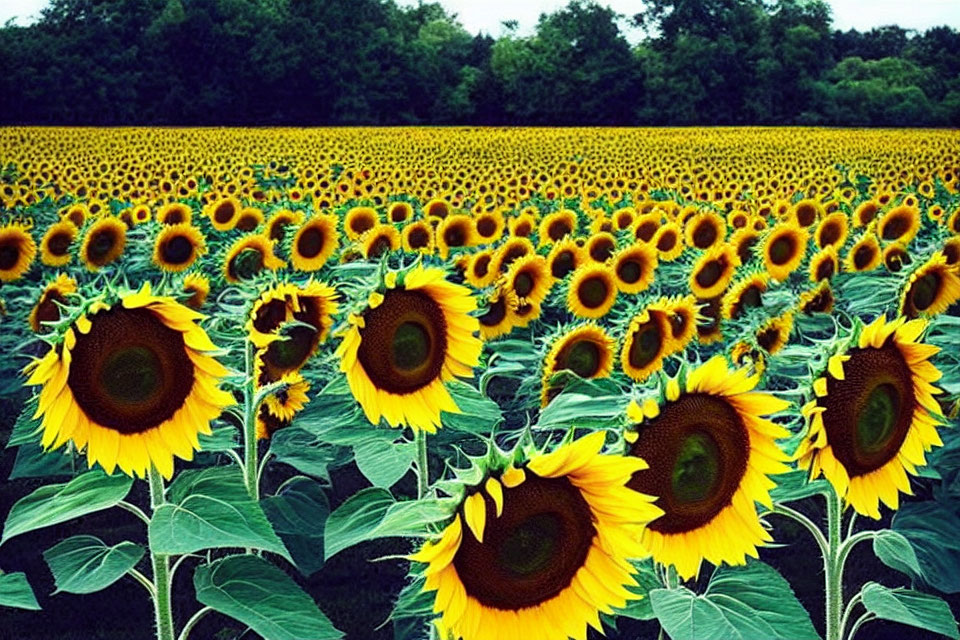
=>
[2,0,958,37]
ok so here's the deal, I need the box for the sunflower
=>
[223,234,286,283]
[261,371,310,424]
[791,198,823,227]
[795,315,945,518]
[387,201,414,224]
[490,237,534,276]
[153,224,205,273]
[731,227,761,265]
[62,203,89,228]
[132,205,151,225]
[344,206,379,240]
[402,220,435,254]
[613,206,638,231]
[502,254,551,305]
[685,211,725,250]
[81,217,126,271]
[24,283,233,479]
[625,356,790,578]
[721,273,768,320]
[291,215,339,271]
[942,237,960,267]
[609,244,658,295]
[156,203,192,226]
[40,221,77,267]
[878,204,921,245]
[508,299,542,329]
[508,210,536,238]
[540,324,615,406]
[0,221,37,282]
[423,198,451,221]
[478,286,517,341]
[755,312,793,355]
[546,237,585,281]
[947,208,960,234]
[689,243,739,298]
[473,209,505,245]
[29,274,77,333]
[437,214,477,259]
[182,273,210,309]
[207,197,241,231]
[845,233,881,273]
[256,281,339,382]
[653,222,684,261]
[411,432,662,640]
[882,242,911,273]
[697,296,724,344]
[336,266,481,432]
[621,307,673,382]
[663,295,699,354]
[632,212,662,243]
[567,264,617,319]
[853,200,880,228]
[798,282,835,315]
[255,405,292,441]
[815,212,849,250]
[361,224,401,259]
[538,209,578,246]
[899,253,960,318]
[585,232,617,263]
[266,209,304,242]
[762,222,808,282]
[809,246,839,282]
[464,249,496,289]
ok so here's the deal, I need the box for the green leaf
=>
[1,471,133,546]
[43,535,145,595]
[892,499,960,593]
[198,425,239,452]
[5,399,42,448]
[261,477,330,577]
[324,488,451,560]
[650,561,819,640]
[771,470,833,504]
[149,466,290,561]
[269,427,342,481]
[861,582,959,639]
[9,442,74,480]
[612,559,662,621]
[194,555,342,640]
[0,572,41,610]
[441,382,503,433]
[873,529,923,579]
[353,438,415,488]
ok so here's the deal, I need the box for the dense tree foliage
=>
[0,0,957,125]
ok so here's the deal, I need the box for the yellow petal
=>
[827,354,849,380]
[502,466,525,488]
[463,492,487,543]
[484,478,503,517]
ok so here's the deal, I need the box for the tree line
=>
[1,0,958,126]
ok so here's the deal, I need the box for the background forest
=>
[0,0,958,127]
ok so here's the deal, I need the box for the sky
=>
[1,0,958,37]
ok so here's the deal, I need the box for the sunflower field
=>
[1,126,959,640]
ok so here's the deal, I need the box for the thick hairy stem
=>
[824,490,844,640]
[242,339,259,500]
[415,429,429,500]
[148,468,175,640]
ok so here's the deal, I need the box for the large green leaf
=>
[149,466,290,560]
[872,529,923,579]
[261,477,330,577]
[892,499,960,593]
[441,382,503,433]
[194,555,342,640]
[1,471,133,546]
[324,488,451,560]
[536,377,627,429]
[860,582,959,639]
[8,442,74,480]
[353,438,415,488]
[269,426,343,481]
[5,399,41,448]
[770,470,833,504]
[650,561,819,640]
[0,572,41,610]
[43,535,145,595]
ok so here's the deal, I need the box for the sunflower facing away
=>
[625,355,791,579]
[25,283,233,479]
[0,220,37,281]
[336,266,482,432]
[795,315,945,518]
[410,432,662,640]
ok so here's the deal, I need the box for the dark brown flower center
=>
[297,226,325,259]
[577,276,609,309]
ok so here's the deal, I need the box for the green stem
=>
[242,339,259,500]
[839,592,863,640]
[846,612,875,640]
[148,468,175,640]
[415,429,429,500]
[770,504,829,557]
[825,489,843,640]
[177,606,213,640]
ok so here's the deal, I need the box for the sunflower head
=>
[611,243,658,294]
[223,234,286,283]
[853,200,880,228]
[546,237,585,281]
[157,203,192,226]
[791,199,823,227]
[795,315,945,518]
[437,214,477,259]
[62,204,89,228]
[755,311,793,355]
[878,204,921,244]
[402,220,435,254]
[478,286,518,341]
[689,243,739,298]
[182,273,210,309]
[899,253,960,318]
[260,371,311,431]
[586,232,617,264]
[291,214,339,271]
[81,217,126,271]
[815,212,849,250]
[208,197,241,231]
[620,306,673,382]
[721,272,768,320]
[540,324,615,406]
[762,222,808,282]
[473,209,505,244]
[731,227,760,265]
[153,223,206,272]
[29,274,77,333]
[653,222,684,261]
[567,264,617,319]
[410,432,661,640]
[624,356,790,578]
[266,208,304,242]
[24,282,233,479]
[845,233,882,273]
[538,209,578,246]
[882,242,911,273]
[809,246,839,282]
[0,220,37,281]
[387,201,414,224]
[502,253,552,306]
[633,211,663,243]
[685,211,725,250]
[256,280,339,382]
[40,220,77,267]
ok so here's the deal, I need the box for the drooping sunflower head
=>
[266,208,304,242]
[477,285,518,341]
[878,204,921,245]
[791,198,823,228]
[761,222,808,282]
[689,243,739,298]
[540,324,615,406]
[611,243,658,294]
[157,202,192,226]
[256,280,339,382]
[259,370,311,431]
[502,253,552,305]
[410,432,661,640]
[620,306,673,382]
[815,211,849,250]
[809,246,839,282]
[755,311,793,355]
[721,272,768,320]
[798,281,835,315]
[538,209,578,246]
[80,216,126,271]
[361,223,401,260]
[586,231,617,264]
[153,223,206,273]
[653,222,684,261]
[29,274,77,334]
[290,214,339,271]
[335,265,481,432]
[546,237,585,281]
[795,315,945,518]
[207,197,241,231]
[24,283,234,479]
[845,232,882,273]
[0,220,37,282]
[625,356,790,578]
[567,263,617,319]
[40,220,77,267]
[222,234,286,283]
[899,253,960,318]
[882,242,912,273]
[436,214,477,259]
[684,211,726,250]
[182,273,210,310]
[344,206,379,240]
